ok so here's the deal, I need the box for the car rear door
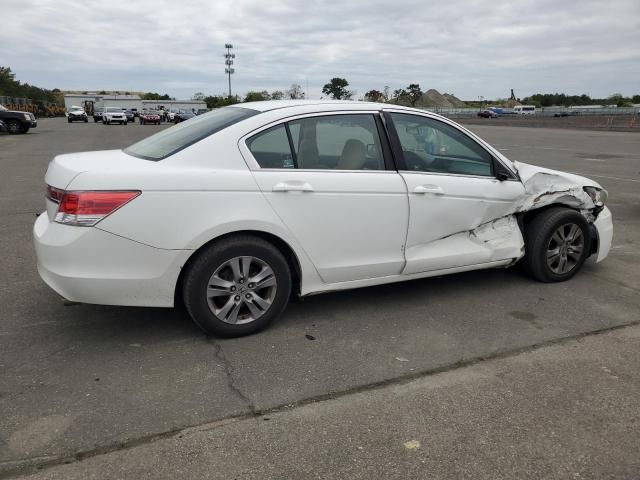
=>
[241,111,409,284]
[384,110,525,274]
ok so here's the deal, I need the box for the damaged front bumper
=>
[591,206,613,263]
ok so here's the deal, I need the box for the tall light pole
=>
[224,43,235,98]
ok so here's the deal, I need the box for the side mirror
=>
[496,172,510,181]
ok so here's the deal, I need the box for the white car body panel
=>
[399,173,525,274]
[251,170,408,283]
[593,206,613,263]
[34,100,613,308]
[34,213,189,307]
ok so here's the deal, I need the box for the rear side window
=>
[247,114,385,171]
[247,125,295,169]
[125,107,257,161]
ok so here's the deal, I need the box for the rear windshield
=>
[124,107,258,161]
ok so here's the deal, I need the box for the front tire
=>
[7,120,24,134]
[523,207,591,282]
[183,236,291,337]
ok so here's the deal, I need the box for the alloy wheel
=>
[546,222,584,274]
[206,256,277,325]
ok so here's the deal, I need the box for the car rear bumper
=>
[33,213,191,307]
[593,206,613,263]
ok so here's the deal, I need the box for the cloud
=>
[2,0,639,99]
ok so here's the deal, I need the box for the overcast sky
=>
[3,0,639,100]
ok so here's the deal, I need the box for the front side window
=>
[125,106,257,161]
[390,113,493,176]
[247,114,385,171]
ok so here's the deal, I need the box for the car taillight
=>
[46,185,65,203]
[54,190,141,226]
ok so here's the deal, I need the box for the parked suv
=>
[67,106,88,123]
[102,108,128,125]
[0,105,37,134]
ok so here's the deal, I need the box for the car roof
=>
[230,99,421,113]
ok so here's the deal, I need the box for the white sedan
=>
[34,101,613,337]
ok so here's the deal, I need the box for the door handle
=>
[272,182,314,193]
[413,185,444,195]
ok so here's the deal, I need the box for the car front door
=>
[242,112,409,284]
[384,111,526,275]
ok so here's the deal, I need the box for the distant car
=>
[102,108,128,125]
[0,119,7,132]
[0,104,37,134]
[174,112,195,123]
[554,112,573,117]
[140,111,161,125]
[167,111,176,121]
[67,106,88,123]
[477,110,498,118]
[122,110,135,123]
[93,109,104,122]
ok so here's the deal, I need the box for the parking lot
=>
[1,119,639,477]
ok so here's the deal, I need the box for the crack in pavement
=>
[2,318,640,479]
[208,337,256,415]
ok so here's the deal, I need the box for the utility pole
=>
[224,43,235,98]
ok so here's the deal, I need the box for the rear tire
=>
[523,207,591,282]
[183,235,291,337]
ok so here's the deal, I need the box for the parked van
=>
[513,105,536,115]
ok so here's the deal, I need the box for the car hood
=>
[512,161,602,212]
[69,110,85,115]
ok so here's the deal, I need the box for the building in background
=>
[63,93,206,114]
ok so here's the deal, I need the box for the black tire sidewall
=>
[525,208,591,282]
[184,238,291,337]
[7,120,22,134]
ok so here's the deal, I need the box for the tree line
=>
[0,66,63,105]
[521,92,640,108]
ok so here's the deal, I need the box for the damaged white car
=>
[34,101,613,337]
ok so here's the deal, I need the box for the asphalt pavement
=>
[0,119,638,478]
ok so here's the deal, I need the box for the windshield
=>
[125,106,258,161]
